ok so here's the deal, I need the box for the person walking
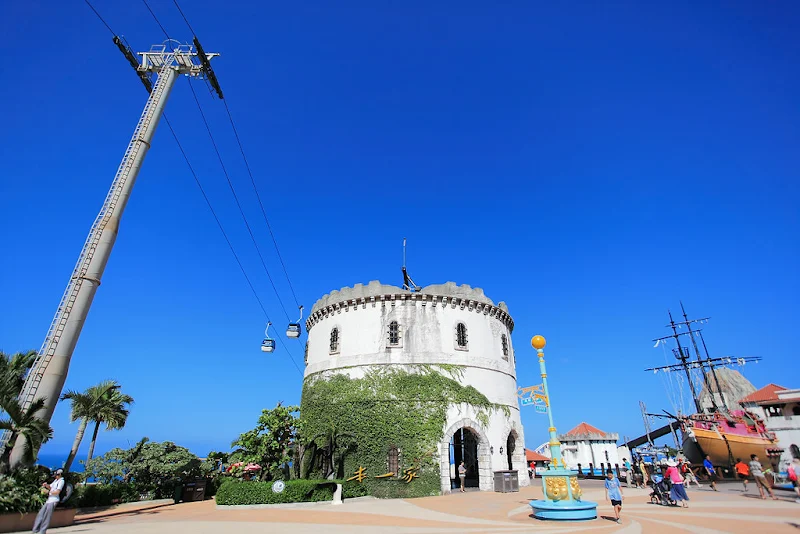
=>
[749,454,778,500]
[665,460,690,508]
[32,469,64,534]
[734,458,750,492]
[604,471,624,523]
[703,455,718,491]
[458,461,466,492]
[678,459,702,489]
[788,455,800,504]
[623,458,632,488]
[639,458,649,488]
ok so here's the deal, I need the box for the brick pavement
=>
[48,479,799,533]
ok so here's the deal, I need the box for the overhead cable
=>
[172,0,305,311]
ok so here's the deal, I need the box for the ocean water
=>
[36,453,84,472]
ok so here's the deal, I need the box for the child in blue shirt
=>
[703,455,718,491]
[604,471,624,523]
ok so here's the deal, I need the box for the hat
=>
[54,468,63,475]
[666,460,677,467]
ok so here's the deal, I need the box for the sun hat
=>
[666,460,677,467]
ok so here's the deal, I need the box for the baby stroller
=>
[649,474,677,506]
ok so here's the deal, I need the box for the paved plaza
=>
[52,480,799,534]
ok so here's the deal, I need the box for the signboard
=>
[518,384,548,413]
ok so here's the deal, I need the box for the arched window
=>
[501,334,509,360]
[388,446,399,474]
[456,323,468,349]
[388,321,400,346]
[304,341,309,365]
[330,327,340,354]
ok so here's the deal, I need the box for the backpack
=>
[789,465,798,482]
[59,483,74,505]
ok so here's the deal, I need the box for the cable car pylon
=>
[0,39,221,468]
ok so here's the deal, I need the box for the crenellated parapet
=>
[306,281,514,333]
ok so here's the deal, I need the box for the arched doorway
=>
[451,428,479,489]
[440,419,492,493]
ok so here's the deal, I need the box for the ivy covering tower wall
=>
[299,365,509,498]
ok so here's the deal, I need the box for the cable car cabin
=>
[287,306,304,338]
[261,338,276,353]
[286,323,302,338]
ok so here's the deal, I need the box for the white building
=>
[304,281,530,493]
[557,423,620,472]
[739,384,800,466]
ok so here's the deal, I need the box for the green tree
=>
[60,380,132,472]
[85,439,202,497]
[0,350,37,407]
[0,398,53,474]
[85,388,134,464]
[230,403,299,481]
[303,423,356,480]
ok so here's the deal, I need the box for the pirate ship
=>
[645,304,782,469]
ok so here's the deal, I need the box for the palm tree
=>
[0,397,53,474]
[60,380,131,473]
[0,350,37,406]
[307,424,356,480]
[85,388,134,463]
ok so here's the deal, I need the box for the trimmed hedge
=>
[72,483,145,508]
[216,479,339,505]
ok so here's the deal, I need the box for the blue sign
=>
[535,405,548,413]
[521,397,534,406]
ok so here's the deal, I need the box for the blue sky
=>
[1,1,798,461]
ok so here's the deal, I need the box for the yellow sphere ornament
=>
[531,335,546,350]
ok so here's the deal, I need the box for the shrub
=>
[341,480,368,499]
[0,474,45,514]
[215,479,337,506]
[73,482,141,508]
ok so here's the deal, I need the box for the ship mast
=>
[661,311,703,414]
[678,302,728,412]
[646,306,761,416]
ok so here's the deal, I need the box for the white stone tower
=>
[304,281,530,493]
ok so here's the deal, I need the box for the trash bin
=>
[181,479,208,502]
[493,470,519,492]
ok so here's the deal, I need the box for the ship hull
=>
[682,427,776,468]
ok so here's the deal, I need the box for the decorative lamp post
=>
[528,335,598,521]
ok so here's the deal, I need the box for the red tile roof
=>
[525,449,550,462]
[739,384,787,404]
[564,422,607,436]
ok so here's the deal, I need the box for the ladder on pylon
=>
[0,63,174,452]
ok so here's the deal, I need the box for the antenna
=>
[401,238,420,292]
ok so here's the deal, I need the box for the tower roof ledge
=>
[310,280,502,314]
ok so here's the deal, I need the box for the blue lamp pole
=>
[532,335,563,468]
[528,335,597,521]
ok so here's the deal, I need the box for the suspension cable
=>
[142,0,171,41]
[171,0,304,311]
[84,0,304,374]
[163,115,303,375]
[221,99,302,308]
[186,80,292,322]
[84,0,116,36]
